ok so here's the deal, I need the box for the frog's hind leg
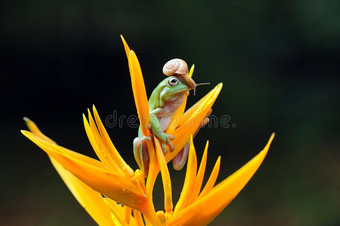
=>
[172,142,190,170]
[172,111,211,170]
[133,137,149,175]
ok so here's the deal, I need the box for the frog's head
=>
[160,76,191,101]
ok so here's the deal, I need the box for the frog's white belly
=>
[158,116,172,131]
[157,93,185,131]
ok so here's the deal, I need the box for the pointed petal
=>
[143,140,159,225]
[51,158,115,226]
[22,118,105,170]
[128,50,150,136]
[165,83,222,163]
[188,64,195,78]
[103,198,127,225]
[138,199,161,226]
[121,35,131,59]
[133,210,144,226]
[92,106,134,176]
[154,137,173,213]
[23,117,55,144]
[178,83,221,127]
[145,138,158,193]
[110,213,125,226]
[174,136,197,213]
[168,133,275,225]
[197,156,221,200]
[188,141,209,205]
[124,206,132,224]
[22,130,147,211]
[83,112,123,174]
[156,211,165,224]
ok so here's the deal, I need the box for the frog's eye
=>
[168,77,179,86]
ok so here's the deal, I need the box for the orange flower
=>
[22,36,275,225]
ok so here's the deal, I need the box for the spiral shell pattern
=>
[162,58,188,76]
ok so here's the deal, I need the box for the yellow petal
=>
[167,133,275,225]
[120,35,131,59]
[143,139,159,225]
[197,156,221,200]
[174,136,197,213]
[121,36,149,136]
[51,158,115,226]
[156,211,165,224]
[154,137,173,213]
[23,118,105,170]
[178,83,221,127]
[128,50,150,137]
[188,141,209,205]
[188,64,195,78]
[22,130,147,211]
[103,198,127,225]
[23,117,55,144]
[92,106,134,176]
[83,112,123,174]
[110,212,125,226]
[166,83,222,162]
[133,210,144,226]
[124,206,132,224]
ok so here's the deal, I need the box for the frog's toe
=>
[167,138,175,151]
[202,117,210,127]
[162,141,168,154]
[163,134,175,152]
[142,135,151,141]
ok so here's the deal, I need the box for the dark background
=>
[1,0,339,225]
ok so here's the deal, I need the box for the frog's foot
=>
[141,135,151,142]
[172,141,190,170]
[167,134,175,151]
[155,131,175,154]
[203,108,212,127]
[133,136,150,174]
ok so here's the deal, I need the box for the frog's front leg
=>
[133,134,151,173]
[149,110,175,153]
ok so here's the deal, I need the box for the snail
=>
[162,58,188,76]
[162,58,197,89]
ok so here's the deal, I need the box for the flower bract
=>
[22,36,275,225]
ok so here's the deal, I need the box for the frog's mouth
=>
[165,87,191,97]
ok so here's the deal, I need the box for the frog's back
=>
[148,81,166,111]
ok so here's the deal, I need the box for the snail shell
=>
[162,58,188,76]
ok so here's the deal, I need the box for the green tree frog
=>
[133,59,208,173]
